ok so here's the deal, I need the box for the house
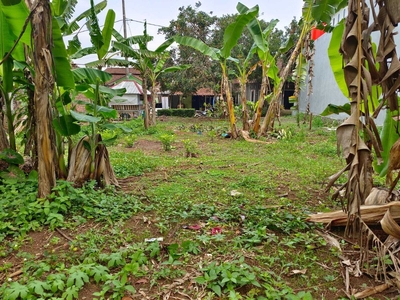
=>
[105,67,141,86]
[192,88,219,110]
[104,68,149,119]
[231,79,295,110]
[109,79,150,119]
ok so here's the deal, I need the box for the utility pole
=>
[122,0,129,77]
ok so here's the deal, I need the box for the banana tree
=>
[112,33,153,129]
[174,3,260,139]
[68,0,116,69]
[147,50,190,125]
[0,0,31,153]
[234,7,280,134]
[64,67,128,187]
[231,44,259,131]
[320,0,400,222]
[240,2,311,135]
[112,23,176,129]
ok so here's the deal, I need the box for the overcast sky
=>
[72,0,303,65]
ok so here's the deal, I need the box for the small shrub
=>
[182,139,199,158]
[207,130,217,142]
[158,134,175,151]
[123,135,136,148]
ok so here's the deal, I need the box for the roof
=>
[104,67,142,86]
[195,88,217,96]
[104,67,141,75]
[112,80,151,95]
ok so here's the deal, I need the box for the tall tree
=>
[158,3,219,97]
[31,0,57,197]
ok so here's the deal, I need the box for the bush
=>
[158,134,175,151]
[157,109,195,117]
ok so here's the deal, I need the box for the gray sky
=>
[72,0,303,65]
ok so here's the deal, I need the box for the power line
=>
[123,19,165,28]
[76,18,166,35]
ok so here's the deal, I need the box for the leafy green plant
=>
[99,129,118,146]
[99,251,126,268]
[93,271,136,299]
[207,130,217,142]
[111,150,157,177]
[158,134,175,151]
[183,139,199,157]
[196,257,261,297]
[123,135,136,147]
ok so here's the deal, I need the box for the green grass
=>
[0,116,357,300]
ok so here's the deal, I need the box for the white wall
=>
[299,27,400,125]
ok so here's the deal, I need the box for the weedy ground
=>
[0,115,395,299]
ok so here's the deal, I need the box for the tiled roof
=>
[195,88,218,96]
[104,67,141,75]
[112,80,150,95]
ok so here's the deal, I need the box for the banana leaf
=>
[52,15,75,88]
[328,20,348,98]
[87,0,103,51]
[98,9,115,59]
[52,115,81,137]
[220,4,259,59]
[321,103,351,116]
[71,110,100,123]
[0,148,23,164]
[0,0,30,61]
[64,0,106,35]
[72,68,112,84]
[173,36,219,61]
[374,109,400,176]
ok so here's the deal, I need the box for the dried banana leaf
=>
[307,201,400,226]
[381,207,400,239]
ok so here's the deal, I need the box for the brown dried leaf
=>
[381,207,400,239]
[353,283,392,299]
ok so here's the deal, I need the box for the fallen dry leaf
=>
[290,269,307,276]
[136,278,148,284]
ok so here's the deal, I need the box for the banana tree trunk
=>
[258,33,305,136]
[67,135,119,188]
[240,80,250,131]
[23,71,37,168]
[32,0,57,197]
[143,77,150,130]
[0,97,9,152]
[223,72,237,139]
[0,105,8,171]
[251,67,268,133]
[151,84,157,126]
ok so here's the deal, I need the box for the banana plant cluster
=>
[0,0,129,196]
[173,3,261,139]
[111,23,190,129]
[319,0,400,232]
